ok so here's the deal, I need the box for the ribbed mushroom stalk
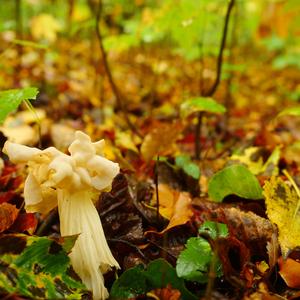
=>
[3,131,120,300]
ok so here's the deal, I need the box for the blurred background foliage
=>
[0,0,299,103]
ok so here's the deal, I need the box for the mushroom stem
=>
[58,189,119,300]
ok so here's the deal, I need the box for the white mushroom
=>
[2,131,120,300]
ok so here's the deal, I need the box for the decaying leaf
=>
[263,176,300,258]
[193,200,275,255]
[141,122,181,162]
[0,234,90,299]
[0,203,19,233]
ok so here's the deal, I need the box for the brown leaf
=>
[141,122,182,162]
[98,173,144,243]
[193,200,275,257]
[0,203,19,233]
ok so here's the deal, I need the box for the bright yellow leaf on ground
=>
[263,176,300,258]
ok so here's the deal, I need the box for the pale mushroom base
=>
[58,189,120,300]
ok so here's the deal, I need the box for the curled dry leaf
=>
[0,202,19,233]
[149,184,193,234]
[141,122,182,162]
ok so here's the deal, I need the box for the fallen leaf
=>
[10,213,38,234]
[193,200,275,256]
[141,122,181,162]
[0,234,90,299]
[278,257,300,289]
[230,146,281,176]
[162,192,193,234]
[149,184,193,234]
[115,130,139,153]
[263,176,300,258]
[0,203,19,233]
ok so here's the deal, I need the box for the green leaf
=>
[181,97,226,118]
[208,164,263,202]
[198,221,228,240]
[110,258,197,300]
[176,237,212,283]
[175,155,201,180]
[0,234,90,299]
[277,106,300,118]
[0,87,39,124]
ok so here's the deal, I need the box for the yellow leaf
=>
[231,147,264,175]
[31,14,61,43]
[115,131,139,153]
[263,176,300,258]
[231,146,281,176]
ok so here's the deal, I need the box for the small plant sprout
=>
[180,97,226,160]
[3,131,120,300]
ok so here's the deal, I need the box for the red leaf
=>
[10,213,38,234]
[0,191,15,204]
[0,203,19,233]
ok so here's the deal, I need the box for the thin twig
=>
[36,208,58,236]
[108,238,150,262]
[154,156,160,224]
[94,2,142,137]
[203,0,235,97]
[195,0,235,160]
